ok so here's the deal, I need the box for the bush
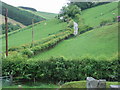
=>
[67,19,74,28]
[21,49,34,58]
[2,53,27,77]
[79,24,93,34]
[113,17,117,22]
[8,47,21,51]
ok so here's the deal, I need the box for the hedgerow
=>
[8,29,73,57]
[2,55,119,83]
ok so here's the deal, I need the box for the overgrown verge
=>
[2,55,119,83]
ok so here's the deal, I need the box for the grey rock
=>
[87,77,106,90]
[110,85,120,88]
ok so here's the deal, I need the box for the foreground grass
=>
[3,83,58,88]
[3,81,119,89]
[32,23,118,60]
[82,2,118,27]
[2,19,67,51]
[60,81,120,89]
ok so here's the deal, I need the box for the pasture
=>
[81,2,118,27]
[1,19,67,51]
[32,23,118,60]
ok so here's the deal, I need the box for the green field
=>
[81,2,118,27]
[36,11,57,19]
[32,23,118,60]
[2,19,67,51]
[30,2,119,60]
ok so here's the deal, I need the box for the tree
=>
[59,4,81,19]
[70,2,109,10]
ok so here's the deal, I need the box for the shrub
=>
[79,25,93,34]
[2,53,27,77]
[67,19,74,28]
[113,17,117,22]
[8,47,21,51]
[31,45,42,55]
[21,49,34,58]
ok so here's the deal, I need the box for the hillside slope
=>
[31,2,119,60]
[19,7,57,19]
[33,23,118,59]
[0,1,45,25]
[82,2,118,27]
[37,11,57,19]
[0,14,26,28]
[2,19,67,50]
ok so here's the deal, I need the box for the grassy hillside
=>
[19,7,57,19]
[0,14,26,28]
[0,1,45,25]
[32,23,118,60]
[30,2,119,60]
[2,19,67,50]
[2,2,118,59]
[82,2,118,27]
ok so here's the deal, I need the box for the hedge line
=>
[2,55,119,83]
[7,29,73,57]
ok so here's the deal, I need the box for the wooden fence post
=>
[5,8,8,56]
[32,19,34,47]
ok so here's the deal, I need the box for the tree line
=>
[1,22,21,34]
